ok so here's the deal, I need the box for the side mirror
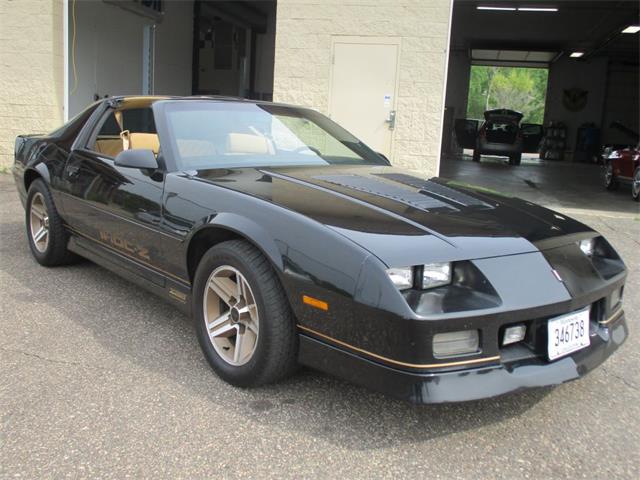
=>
[114,149,158,170]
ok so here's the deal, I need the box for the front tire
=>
[26,179,75,266]
[472,150,480,162]
[193,240,298,387]
[509,154,521,166]
[632,167,640,202]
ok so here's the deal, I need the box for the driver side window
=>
[88,108,159,158]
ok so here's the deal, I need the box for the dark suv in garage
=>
[455,109,544,166]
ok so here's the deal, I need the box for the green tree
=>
[467,66,548,124]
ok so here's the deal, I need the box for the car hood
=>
[190,164,594,266]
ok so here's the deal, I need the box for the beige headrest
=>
[121,131,160,155]
[226,133,270,155]
[176,139,217,157]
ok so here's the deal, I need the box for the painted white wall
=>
[155,0,194,96]
[544,56,609,153]
[68,0,193,116]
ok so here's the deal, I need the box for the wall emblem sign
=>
[562,88,588,112]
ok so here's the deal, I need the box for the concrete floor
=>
[1,171,639,479]
[441,156,639,219]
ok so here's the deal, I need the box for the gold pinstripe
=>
[297,324,501,370]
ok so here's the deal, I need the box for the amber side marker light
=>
[303,295,329,311]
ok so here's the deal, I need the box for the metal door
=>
[329,37,400,158]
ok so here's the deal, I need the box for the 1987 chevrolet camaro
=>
[12,96,628,403]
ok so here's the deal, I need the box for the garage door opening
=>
[193,1,275,100]
[457,65,548,162]
[440,0,639,216]
[67,0,276,118]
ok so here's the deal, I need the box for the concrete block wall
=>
[273,0,452,176]
[0,0,64,169]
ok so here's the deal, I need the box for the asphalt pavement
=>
[1,171,638,479]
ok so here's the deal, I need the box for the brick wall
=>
[0,0,64,169]
[273,0,452,175]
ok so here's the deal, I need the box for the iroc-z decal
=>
[99,230,151,261]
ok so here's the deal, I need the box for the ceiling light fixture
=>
[477,6,517,11]
[518,7,559,12]
[570,52,584,58]
[621,25,640,34]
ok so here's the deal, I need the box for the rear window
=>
[487,122,518,133]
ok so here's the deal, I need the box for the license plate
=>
[547,307,590,361]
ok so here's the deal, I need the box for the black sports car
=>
[12,96,628,403]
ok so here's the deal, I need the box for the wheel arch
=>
[24,163,51,192]
[185,212,284,284]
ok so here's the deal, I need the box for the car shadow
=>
[2,218,556,451]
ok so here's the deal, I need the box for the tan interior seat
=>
[121,131,160,155]
[94,136,124,157]
[226,133,271,155]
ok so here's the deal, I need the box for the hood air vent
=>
[315,174,457,212]
[375,173,492,209]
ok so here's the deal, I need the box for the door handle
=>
[385,110,396,130]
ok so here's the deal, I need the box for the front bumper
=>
[298,311,628,403]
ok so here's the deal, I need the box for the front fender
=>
[188,212,284,272]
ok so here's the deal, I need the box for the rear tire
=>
[26,179,76,266]
[472,150,480,162]
[193,240,298,387]
[509,154,522,166]
[632,167,640,202]
[604,162,619,191]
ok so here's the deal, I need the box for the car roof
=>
[105,95,303,111]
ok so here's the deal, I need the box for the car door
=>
[454,119,479,150]
[521,123,544,153]
[61,107,179,287]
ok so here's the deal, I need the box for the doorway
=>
[328,37,400,158]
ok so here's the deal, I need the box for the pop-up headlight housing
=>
[385,267,414,290]
[421,262,452,289]
[386,263,453,291]
[578,238,595,257]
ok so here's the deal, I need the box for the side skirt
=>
[68,234,192,316]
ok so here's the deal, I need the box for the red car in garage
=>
[603,125,640,202]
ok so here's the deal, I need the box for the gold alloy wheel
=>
[29,192,50,253]
[203,265,260,366]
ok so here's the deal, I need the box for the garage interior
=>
[68,0,276,115]
[442,0,639,215]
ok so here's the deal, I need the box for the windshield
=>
[162,101,388,170]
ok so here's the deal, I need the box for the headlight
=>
[421,262,452,289]
[578,238,595,257]
[386,267,413,290]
